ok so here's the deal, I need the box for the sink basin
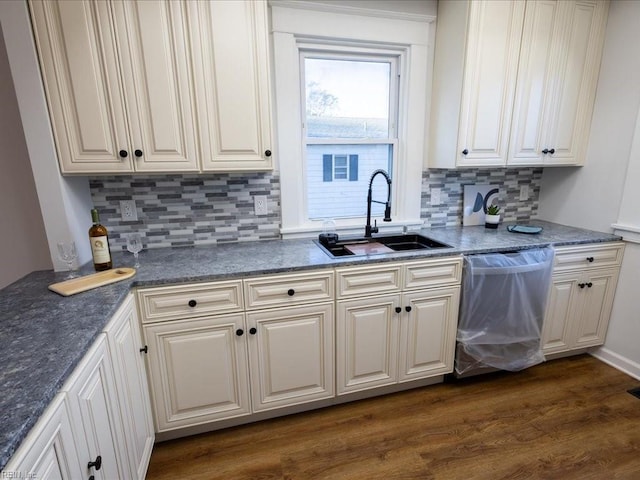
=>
[315,233,452,258]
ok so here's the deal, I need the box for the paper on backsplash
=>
[463,185,499,226]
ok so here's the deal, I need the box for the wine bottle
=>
[89,208,112,271]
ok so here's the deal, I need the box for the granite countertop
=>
[0,220,622,470]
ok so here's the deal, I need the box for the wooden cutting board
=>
[345,242,394,256]
[49,268,136,296]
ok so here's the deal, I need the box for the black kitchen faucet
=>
[364,169,392,237]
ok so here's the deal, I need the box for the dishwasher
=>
[455,247,554,377]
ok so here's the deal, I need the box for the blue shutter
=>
[323,155,332,182]
[349,155,358,181]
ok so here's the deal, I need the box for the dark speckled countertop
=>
[0,220,622,470]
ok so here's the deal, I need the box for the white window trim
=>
[271,3,434,237]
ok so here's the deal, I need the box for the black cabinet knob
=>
[586,282,593,288]
[134,149,143,157]
[236,329,244,336]
[88,455,102,471]
[287,289,295,296]
[542,148,556,155]
[586,257,594,262]
[265,149,272,157]
[139,345,148,354]
[395,307,402,314]
[249,327,257,335]
[119,149,128,158]
[89,476,95,480]
[578,283,586,289]
[462,149,469,155]
[549,148,555,154]
[542,149,549,154]
[405,306,412,313]
[188,299,197,308]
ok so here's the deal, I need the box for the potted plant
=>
[485,204,501,229]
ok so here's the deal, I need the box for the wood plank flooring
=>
[146,355,640,479]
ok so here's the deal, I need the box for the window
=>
[303,54,397,221]
[272,5,433,236]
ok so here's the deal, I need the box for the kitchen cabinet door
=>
[336,294,400,395]
[190,0,273,171]
[64,335,128,480]
[398,287,460,382]
[541,272,579,355]
[29,0,132,173]
[111,0,199,172]
[247,303,334,410]
[509,0,608,166]
[2,395,84,479]
[104,294,154,480]
[143,313,251,432]
[30,0,199,174]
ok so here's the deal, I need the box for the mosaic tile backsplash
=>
[89,167,542,250]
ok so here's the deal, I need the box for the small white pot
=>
[485,214,500,229]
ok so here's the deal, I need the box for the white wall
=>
[539,0,640,378]
[0,1,93,271]
[0,24,51,288]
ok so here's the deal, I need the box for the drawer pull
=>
[395,307,402,314]
[139,345,148,354]
[88,455,102,471]
[236,329,244,336]
[586,257,594,262]
[287,288,295,296]
[249,327,257,335]
[188,299,197,308]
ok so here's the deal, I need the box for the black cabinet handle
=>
[119,149,128,158]
[542,148,556,155]
[405,306,412,313]
[134,149,143,157]
[265,149,272,157]
[587,282,593,288]
[249,327,257,335]
[139,345,148,354]
[188,299,197,308]
[462,149,469,155]
[578,283,586,289]
[395,307,402,314]
[586,257,594,262]
[236,329,244,336]
[88,455,102,471]
[287,289,295,296]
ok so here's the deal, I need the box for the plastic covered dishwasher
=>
[455,247,554,377]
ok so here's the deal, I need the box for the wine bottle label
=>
[90,235,111,264]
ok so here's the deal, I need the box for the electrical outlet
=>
[254,196,268,215]
[519,185,529,201]
[120,200,138,221]
[431,188,441,206]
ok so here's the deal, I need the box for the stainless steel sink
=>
[315,233,452,258]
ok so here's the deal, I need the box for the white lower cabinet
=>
[4,294,154,479]
[542,243,624,356]
[3,394,84,479]
[139,271,335,433]
[336,259,462,395]
[144,313,251,431]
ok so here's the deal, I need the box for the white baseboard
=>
[590,347,640,381]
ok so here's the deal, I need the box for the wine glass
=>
[57,241,78,278]
[126,233,143,268]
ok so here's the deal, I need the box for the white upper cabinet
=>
[428,0,608,168]
[29,0,273,174]
[189,0,273,171]
[30,0,199,174]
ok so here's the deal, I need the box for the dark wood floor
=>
[146,355,640,479]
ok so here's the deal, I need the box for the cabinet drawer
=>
[336,263,402,299]
[137,280,244,323]
[244,271,334,309]
[403,257,463,290]
[553,243,624,272]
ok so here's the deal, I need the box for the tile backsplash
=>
[89,167,542,250]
